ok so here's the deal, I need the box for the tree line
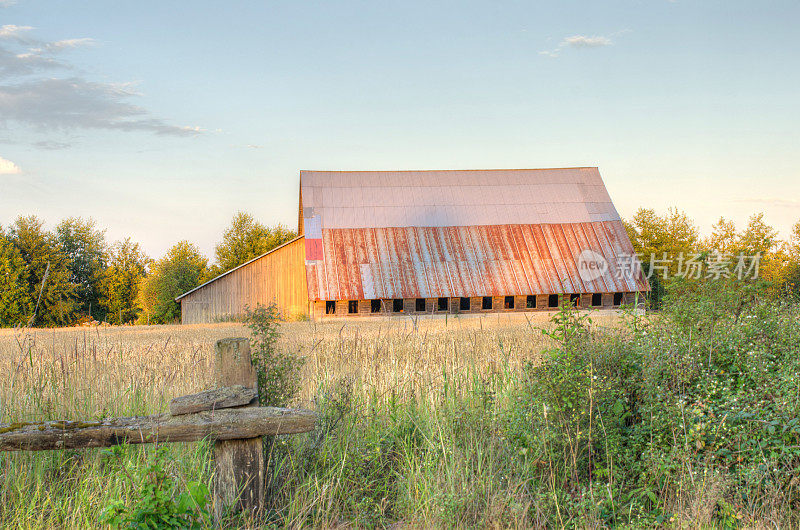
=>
[625,209,800,306]
[1,208,798,327]
[0,212,295,327]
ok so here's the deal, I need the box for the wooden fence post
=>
[213,338,264,522]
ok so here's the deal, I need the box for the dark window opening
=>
[437,297,448,311]
[613,292,624,306]
[371,299,382,313]
[548,294,560,308]
[526,295,536,309]
[460,297,470,311]
[415,298,426,312]
[325,301,336,315]
[348,300,358,314]
[592,293,602,307]
[570,294,581,308]
[504,296,515,309]
[482,296,493,310]
[393,299,404,313]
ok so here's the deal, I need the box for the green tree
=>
[214,212,295,274]
[199,263,223,284]
[735,213,781,286]
[138,241,207,324]
[704,217,738,255]
[737,213,779,257]
[9,216,78,326]
[56,217,108,320]
[100,238,149,325]
[627,207,700,265]
[0,227,32,326]
[626,208,700,307]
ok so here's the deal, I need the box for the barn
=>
[176,168,649,323]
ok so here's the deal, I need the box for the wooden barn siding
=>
[180,238,308,324]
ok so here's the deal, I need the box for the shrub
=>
[99,445,210,529]
[244,304,304,408]
[503,280,800,526]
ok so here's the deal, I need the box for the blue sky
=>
[1,0,798,259]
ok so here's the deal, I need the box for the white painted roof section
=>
[300,168,619,229]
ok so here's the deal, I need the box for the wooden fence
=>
[0,337,316,522]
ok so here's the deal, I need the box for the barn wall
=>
[179,238,308,324]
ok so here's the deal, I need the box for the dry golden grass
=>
[0,310,625,424]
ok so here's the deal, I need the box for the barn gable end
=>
[176,236,308,324]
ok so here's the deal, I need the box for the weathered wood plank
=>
[0,407,316,451]
[213,338,264,520]
[169,385,257,416]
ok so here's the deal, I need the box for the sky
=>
[1,0,798,260]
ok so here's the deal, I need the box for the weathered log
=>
[213,337,264,520]
[0,407,316,452]
[169,385,257,416]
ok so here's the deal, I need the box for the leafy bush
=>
[244,303,304,408]
[99,445,210,529]
[504,280,800,526]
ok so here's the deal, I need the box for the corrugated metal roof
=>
[305,221,648,300]
[301,169,648,300]
[300,168,619,228]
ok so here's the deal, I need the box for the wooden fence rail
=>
[0,337,316,522]
[0,407,316,451]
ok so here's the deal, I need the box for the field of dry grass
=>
[0,310,625,423]
[3,298,798,528]
[0,309,634,528]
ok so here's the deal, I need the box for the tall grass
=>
[0,313,564,527]
[1,299,798,528]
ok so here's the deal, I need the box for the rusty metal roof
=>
[305,221,649,300]
[301,169,648,300]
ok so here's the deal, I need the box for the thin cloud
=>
[0,47,62,76]
[0,24,33,40]
[33,140,71,150]
[0,78,203,135]
[0,26,202,143]
[45,38,95,51]
[23,38,96,55]
[0,155,20,174]
[540,33,617,58]
[0,1,18,7]
[0,25,95,51]
[0,25,82,76]
[563,35,612,48]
